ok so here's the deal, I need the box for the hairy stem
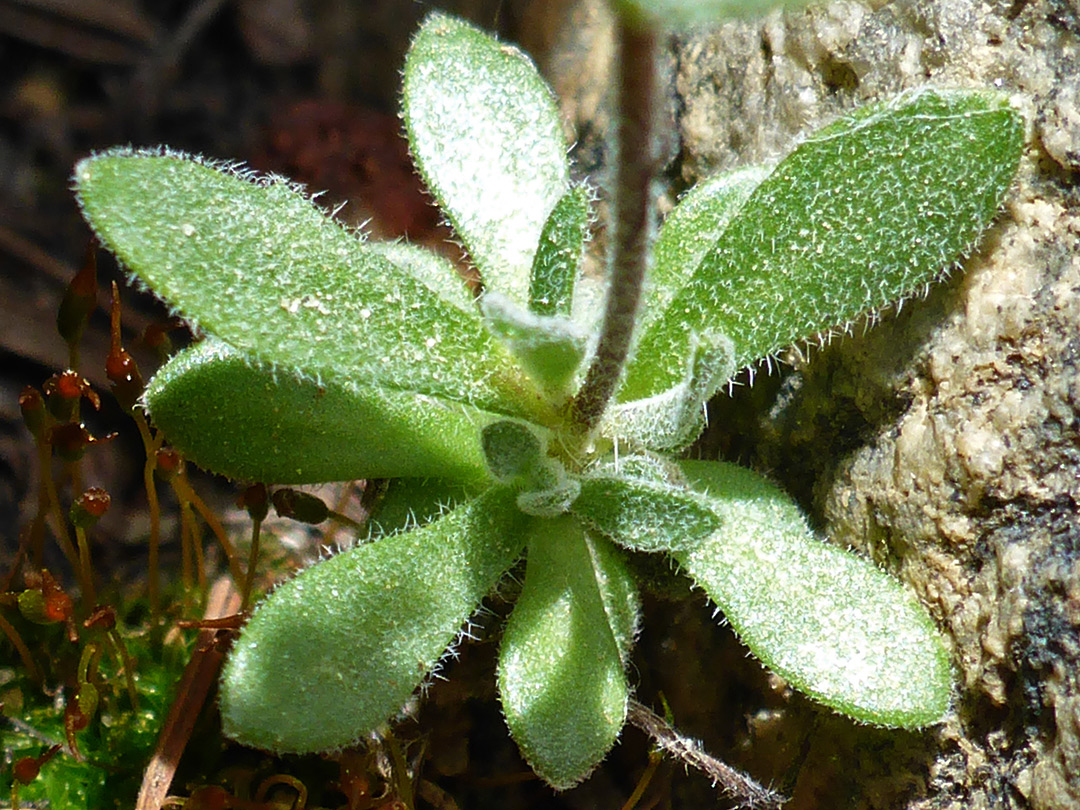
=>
[627,699,786,810]
[570,18,660,431]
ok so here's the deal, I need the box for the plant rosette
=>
[73,11,1022,791]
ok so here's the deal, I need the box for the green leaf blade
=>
[675,460,952,728]
[622,88,1023,402]
[615,0,821,29]
[482,293,586,396]
[145,340,497,485]
[403,12,570,306]
[220,488,527,754]
[498,518,634,789]
[572,471,720,553]
[74,150,549,424]
[643,166,768,332]
[530,184,591,317]
[367,240,475,311]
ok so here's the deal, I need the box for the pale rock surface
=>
[672,0,1079,808]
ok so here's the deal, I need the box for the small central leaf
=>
[481,420,544,483]
[482,292,587,396]
[573,468,720,553]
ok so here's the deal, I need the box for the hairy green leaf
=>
[515,460,582,518]
[606,331,735,451]
[499,518,633,789]
[615,0,827,28]
[572,473,720,553]
[366,478,475,537]
[403,12,569,306]
[221,488,528,753]
[675,460,952,728]
[643,166,768,332]
[585,532,640,666]
[74,150,551,426]
[622,88,1023,402]
[482,293,586,396]
[481,419,545,484]
[530,184,591,317]
[145,340,495,485]
[367,240,474,311]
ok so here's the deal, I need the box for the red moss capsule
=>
[70,487,110,529]
[155,447,182,481]
[19,386,46,438]
[57,243,98,347]
[18,570,73,625]
[141,316,184,360]
[49,422,100,462]
[44,370,100,423]
[238,483,270,522]
[12,745,61,785]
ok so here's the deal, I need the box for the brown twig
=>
[135,578,242,810]
[626,699,787,810]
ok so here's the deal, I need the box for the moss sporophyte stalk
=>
[72,3,1022,797]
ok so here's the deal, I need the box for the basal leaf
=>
[622,88,1023,401]
[572,473,720,553]
[585,530,640,666]
[498,518,633,789]
[530,184,591,317]
[367,240,474,311]
[74,150,551,425]
[145,340,497,485]
[365,477,474,537]
[674,460,952,728]
[221,487,528,753]
[403,12,569,307]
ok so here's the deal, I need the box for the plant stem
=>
[173,473,247,589]
[104,629,140,710]
[0,613,40,683]
[37,441,82,586]
[241,516,262,612]
[133,413,163,621]
[74,527,97,606]
[571,18,660,432]
[626,699,786,810]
